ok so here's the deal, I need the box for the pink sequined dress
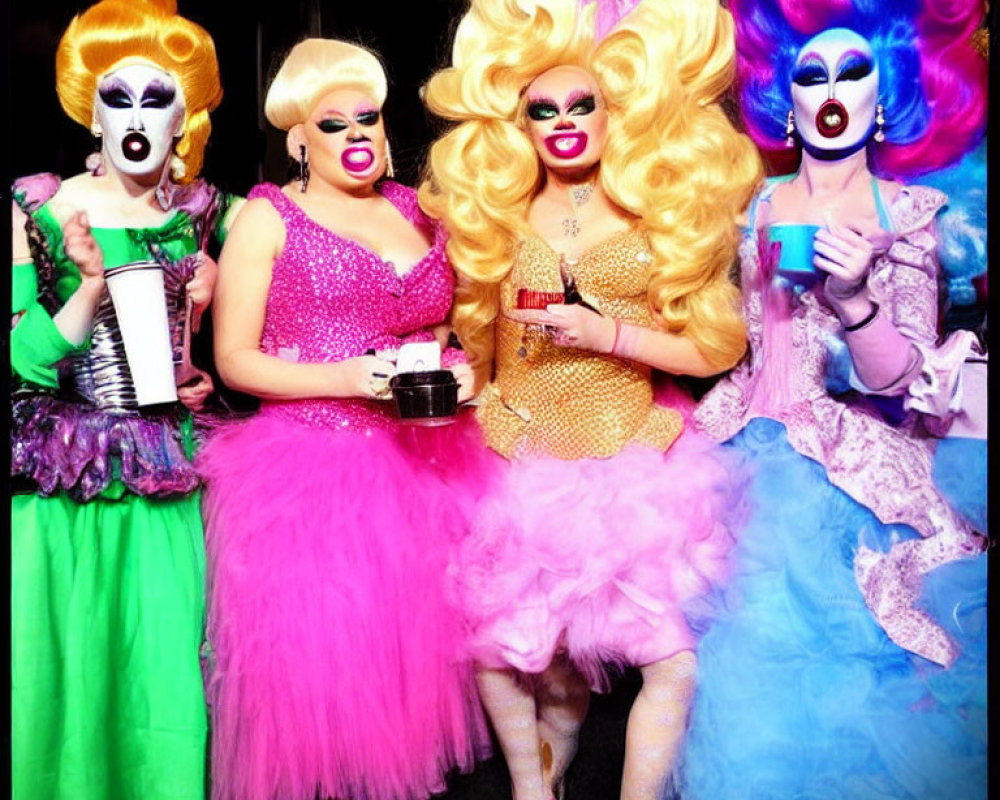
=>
[197,182,490,800]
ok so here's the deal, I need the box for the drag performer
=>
[196,38,490,800]
[680,0,988,797]
[420,0,761,797]
[10,0,232,797]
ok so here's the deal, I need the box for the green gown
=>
[11,174,230,800]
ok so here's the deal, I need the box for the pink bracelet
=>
[611,320,643,361]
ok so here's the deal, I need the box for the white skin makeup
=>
[524,66,608,176]
[289,88,388,194]
[94,62,185,180]
[791,27,880,156]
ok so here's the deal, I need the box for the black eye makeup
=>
[567,94,597,116]
[527,100,559,121]
[836,52,874,82]
[317,118,350,134]
[98,85,133,109]
[141,82,177,109]
[792,60,828,87]
[355,110,380,126]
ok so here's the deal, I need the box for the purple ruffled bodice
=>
[11,173,223,500]
[12,394,198,499]
[250,181,458,432]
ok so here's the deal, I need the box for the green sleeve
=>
[215,194,246,244]
[10,261,86,388]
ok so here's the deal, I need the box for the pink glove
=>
[841,305,922,393]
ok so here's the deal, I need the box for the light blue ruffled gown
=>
[678,177,987,800]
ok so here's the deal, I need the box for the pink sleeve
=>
[905,330,985,437]
[840,186,945,397]
[838,306,924,394]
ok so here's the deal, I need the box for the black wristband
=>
[844,301,880,332]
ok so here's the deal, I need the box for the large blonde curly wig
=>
[56,0,222,183]
[419,0,763,384]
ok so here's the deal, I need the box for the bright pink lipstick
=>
[544,131,588,159]
[341,146,375,173]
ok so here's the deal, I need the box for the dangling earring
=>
[873,102,885,143]
[169,133,185,181]
[170,156,187,181]
[86,123,105,176]
[785,109,796,148]
[298,144,309,193]
[384,141,395,180]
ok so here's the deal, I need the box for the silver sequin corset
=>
[70,262,187,411]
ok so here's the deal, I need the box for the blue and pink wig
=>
[729,0,987,177]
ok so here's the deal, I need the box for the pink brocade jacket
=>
[695,183,984,668]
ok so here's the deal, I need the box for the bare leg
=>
[536,656,590,799]
[620,650,697,800]
[476,667,549,800]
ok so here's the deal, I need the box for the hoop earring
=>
[873,102,885,143]
[298,144,309,193]
[785,109,796,148]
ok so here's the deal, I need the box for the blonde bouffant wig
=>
[265,38,388,131]
[419,0,764,385]
[56,0,222,183]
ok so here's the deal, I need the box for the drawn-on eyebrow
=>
[791,54,828,86]
[526,92,558,106]
[796,52,824,68]
[97,76,134,96]
[315,107,349,119]
[563,89,596,110]
[836,50,874,80]
[141,81,176,105]
[837,49,871,70]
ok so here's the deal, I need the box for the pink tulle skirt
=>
[456,427,741,691]
[198,409,492,800]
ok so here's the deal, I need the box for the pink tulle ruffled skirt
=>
[457,428,742,691]
[198,409,492,800]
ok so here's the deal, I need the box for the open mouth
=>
[815,100,849,138]
[121,132,151,162]
[544,132,588,160]
[341,146,375,174]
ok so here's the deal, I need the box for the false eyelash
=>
[792,63,828,87]
[837,56,874,82]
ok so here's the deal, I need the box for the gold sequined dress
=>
[457,228,740,689]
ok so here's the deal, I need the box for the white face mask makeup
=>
[790,28,880,156]
[94,62,185,180]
